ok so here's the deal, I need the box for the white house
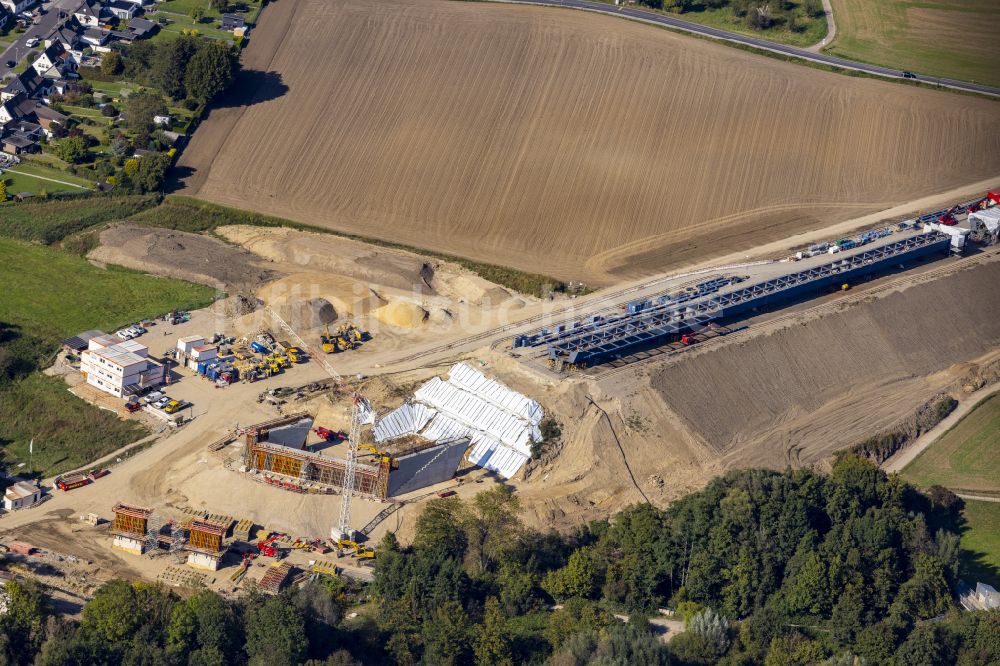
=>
[976,583,1000,609]
[3,481,42,511]
[107,0,138,20]
[32,43,77,80]
[187,344,218,370]
[176,335,204,357]
[0,101,15,127]
[73,1,101,27]
[0,0,33,15]
[80,27,112,48]
[80,334,164,397]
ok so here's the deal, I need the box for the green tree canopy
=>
[55,135,89,164]
[185,40,238,103]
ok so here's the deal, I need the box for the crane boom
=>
[334,394,373,541]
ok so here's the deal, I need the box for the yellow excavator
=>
[363,445,392,465]
[321,325,336,354]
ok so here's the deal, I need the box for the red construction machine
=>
[968,190,1000,213]
[938,206,961,226]
[314,427,346,442]
[257,534,282,558]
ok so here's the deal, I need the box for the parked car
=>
[4,60,15,68]
[127,325,145,337]
[25,37,39,47]
[116,329,134,340]
[153,397,171,409]
[163,400,183,414]
[143,391,164,405]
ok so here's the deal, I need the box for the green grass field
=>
[154,0,263,22]
[960,500,1000,589]
[0,374,150,477]
[0,236,216,476]
[674,4,827,48]
[2,162,96,197]
[12,162,96,187]
[0,194,159,244]
[0,236,216,344]
[2,172,79,197]
[825,0,1000,87]
[901,393,1000,495]
[151,11,238,43]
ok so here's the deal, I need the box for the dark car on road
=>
[902,71,916,79]
[4,60,15,68]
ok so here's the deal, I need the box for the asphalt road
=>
[503,0,1000,97]
[0,0,86,79]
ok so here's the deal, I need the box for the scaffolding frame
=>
[111,503,152,537]
[523,232,949,366]
[187,520,226,555]
[247,442,389,497]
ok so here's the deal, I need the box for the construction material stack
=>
[258,562,293,594]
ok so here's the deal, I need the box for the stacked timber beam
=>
[259,562,293,594]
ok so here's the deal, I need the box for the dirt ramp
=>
[651,261,1000,466]
[89,223,279,290]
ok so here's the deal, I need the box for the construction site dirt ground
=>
[3,193,999,592]
[5,250,999,555]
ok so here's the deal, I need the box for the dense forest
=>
[1,456,997,665]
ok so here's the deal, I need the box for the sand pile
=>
[276,298,338,329]
[261,272,386,321]
[374,302,428,328]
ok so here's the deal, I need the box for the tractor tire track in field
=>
[182,0,1000,285]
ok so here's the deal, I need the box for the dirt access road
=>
[178,0,1000,286]
[882,383,1000,474]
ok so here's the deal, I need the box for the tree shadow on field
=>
[212,69,289,110]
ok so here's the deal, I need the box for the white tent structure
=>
[374,363,544,478]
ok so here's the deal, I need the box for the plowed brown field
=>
[180,0,1000,285]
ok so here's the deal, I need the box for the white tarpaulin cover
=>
[970,208,1000,233]
[372,363,542,478]
[373,403,434,442]
[447,362,544,425]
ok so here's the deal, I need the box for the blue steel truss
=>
[532,231,950,366]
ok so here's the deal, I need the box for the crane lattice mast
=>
[335,394,370,541]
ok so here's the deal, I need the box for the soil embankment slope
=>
[650,260,1000,467]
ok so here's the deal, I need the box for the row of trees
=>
[120,36,238,104]
[0,575,367,666]
[636,0,824,31]
[0,459,997,665]
[370,458,997,664]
